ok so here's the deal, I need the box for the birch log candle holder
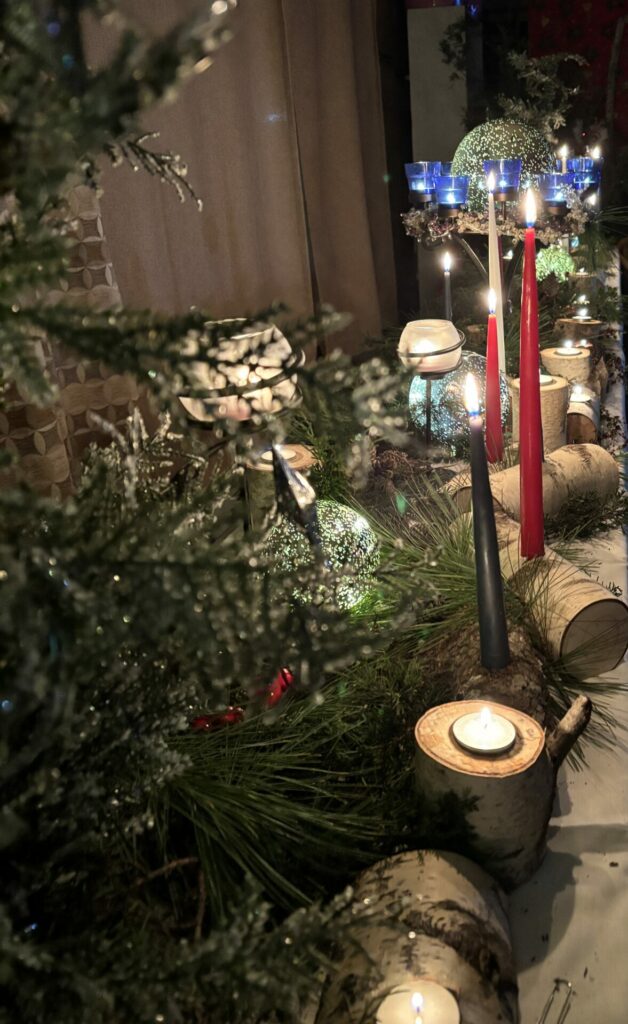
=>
[414,699,591,888]
[566,386,601,444]
[243,443,316,528]
[445,444,619,519]
[540,343,591,384]
[315,850,519,1024]
[509,375,569,453]
[555,316,605,343]
[493,510,628,677]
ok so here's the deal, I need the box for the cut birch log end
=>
[566,394,601,444]
[243,444,316,528]
[540,345,591,383]
[444,444,619,519]
[546,694,592,766]
[494,509,628,678]
[509,376,569,453]
[315,850,519,1024]
[555,316,606,341]
[415,701,552,888]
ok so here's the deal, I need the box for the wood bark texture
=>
[493,509,628,678]
[445,444,619,520]
[509,376,569,453]
[554,317,605,342]
[315,850,519,1024]
[540,346,591,384]
[566,395,601,444]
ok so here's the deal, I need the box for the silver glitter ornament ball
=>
[265,499,379,610]
[452,119,554,212]
[409,351,510,452]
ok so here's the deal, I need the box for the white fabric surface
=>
[511,271,628,1023]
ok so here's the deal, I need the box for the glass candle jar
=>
[405,161,440,205]
[483,158,522,201]
[538,172,574,215]
[435,173,469,213]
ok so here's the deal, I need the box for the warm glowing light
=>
[480,707,492,730]
[411,993,424,1013]
[486,170,496,192]
[591,145,601,160]
[504,249,514,261]
[525,188,536,227]
[488,288,496,315]
[560,145,568,159]
[578,294,588,304]
[443,251,452,272]
[587,192,598,206]
[464,373,480,415]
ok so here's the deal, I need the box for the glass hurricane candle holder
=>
[405,161,440,206]
[483,158,522,201]
[398,319,464,378]
[567,157,601,193]
[435,173,469,214]
[538,172,574,215]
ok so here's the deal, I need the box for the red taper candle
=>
[519,190,544,558]
[485,288,503,463]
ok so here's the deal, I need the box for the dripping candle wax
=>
[484,289,503,463]
[519,189,545,559]
[464,374,510,669]
[443,251,453,321]
[486,171,506,374]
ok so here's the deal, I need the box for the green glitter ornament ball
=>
[265,499,379,610]
[409,351,510,453]
[535,245,575,283]
[451,119,554,212]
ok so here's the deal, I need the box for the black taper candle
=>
[444,268,453,322]
[466,380,511,669]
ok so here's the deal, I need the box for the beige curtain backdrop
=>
[86,0,397,353]
[1,0,398,497]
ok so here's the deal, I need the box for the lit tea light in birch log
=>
[555,339,576,355]
[376,981,460,1024]
[452,705,516,756]
[539,373,554,386]
[570,384,593,405]
[259,445,299,464]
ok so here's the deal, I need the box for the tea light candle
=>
[555,339,576,355]
[259,445,299,464]
[539,374,554,386]
[452,706,517,756]
[376,980,460,1024]
[570,385,593,404]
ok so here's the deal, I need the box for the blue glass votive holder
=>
[538,172,575,215]
[567,157,601,193]
[435,174,469,214]
[405,161,440,205]
[483,158,522,201]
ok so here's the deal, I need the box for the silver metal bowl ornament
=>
[409,351,510,451]
[179,321,302,423]
[264,499,380,611]
[398,319,464,379]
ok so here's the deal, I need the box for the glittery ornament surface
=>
[452,119,554,212]
[409,351,510,451]
[535,245,575,282]
[265,500,379,610]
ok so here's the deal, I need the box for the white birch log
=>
[566,394,601,444]
[555,316,605,342]
[445,444,619,518]
[509,375,569,453]
[493,510,628,677]
[315,850,519,1024]
[540,345,591,383]
[414,699,591,889]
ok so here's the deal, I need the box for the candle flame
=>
[443,250,452,272]
[578,294,588,304]
[587,192,597,206]
[464,373,480,415]
[560,144,568,159]
[525,188,536,227]
[488,288,496,314]
[563,339,574,349]
[480,707,492,730]
[487,170,496,192]
[591,145,601,160]
[411,993,424,1012]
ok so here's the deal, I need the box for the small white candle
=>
[452,706,516,755]
[539,374,553,386]
[376,980,460,1024]
[559,144,568,173]
[570,385,592,404]
[259,445,298,464]
[555,340,577,355]
[574,308,589,321]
